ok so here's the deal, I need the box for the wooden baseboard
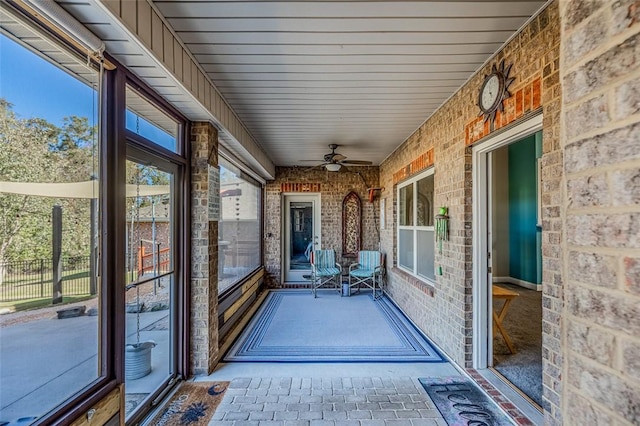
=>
[492,276,541,291]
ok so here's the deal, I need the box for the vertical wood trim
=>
[212,91,220,117]
[120,0,137,33]
[183,50,191,89]
[191,63,198,97]
[204,81,211,112]
[101,0,120,16]
[198,71,205,103]
[151,10,163,60]
[137,1,152,47]
[174,42,183,80]
[163,25,173,72]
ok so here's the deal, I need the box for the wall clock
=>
[478,59,514,123]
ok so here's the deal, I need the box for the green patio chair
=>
[349,251,385,299]
[310,249,342,298]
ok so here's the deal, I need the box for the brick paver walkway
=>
[210,377,447,426]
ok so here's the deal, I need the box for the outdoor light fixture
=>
[325,163,341,172]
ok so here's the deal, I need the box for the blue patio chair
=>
[349,251,385,299]
[310,249,342,298]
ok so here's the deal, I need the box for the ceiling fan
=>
[302,144,373,172]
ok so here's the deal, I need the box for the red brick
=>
[506,96,516,123]
[524,85,532,112]
[532,77,542,108]
[516,88,524,117]
[493,110,502,129]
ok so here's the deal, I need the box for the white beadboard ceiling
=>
[152,0,546,167]
[45,0,546,171]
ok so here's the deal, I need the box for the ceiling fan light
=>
[325,163,341,172]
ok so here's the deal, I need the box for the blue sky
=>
[1,34,175,150]
[0,34,96,126]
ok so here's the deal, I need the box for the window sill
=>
[390,267,435,297]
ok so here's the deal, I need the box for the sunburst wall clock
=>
[478,59,515,124]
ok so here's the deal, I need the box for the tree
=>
[0,100,59,281]
[0,99,98,283]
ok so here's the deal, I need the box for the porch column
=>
[190,122,219,375]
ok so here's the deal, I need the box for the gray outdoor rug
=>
[419,377,513,425]
[224,290,444,362]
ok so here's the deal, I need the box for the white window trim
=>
[396,167,435,282]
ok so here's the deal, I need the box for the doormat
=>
[125,393,148,416]
[224,290,444,362]
[418,377,513,426]
[148,381,228,426]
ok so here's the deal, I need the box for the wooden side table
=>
[492,285,520,354]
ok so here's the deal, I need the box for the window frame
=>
[0,13,114,426]
[120,71,190,425]
[217,155,264,299]
[396,168,436,282]
[0,3,191,424]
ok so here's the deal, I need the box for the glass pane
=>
[218,161,262,293]
[0,33,100,421]
[417,175,434,227]
[399,183,413,226]
[125,161,174,419]
[126,86,178,153]
[289,202,313,270]
[417,230,435,280]
[398,229,414,270]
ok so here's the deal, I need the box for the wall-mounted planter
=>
[435,207,450,254]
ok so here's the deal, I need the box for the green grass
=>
[0,295,95,313]
[1,268,89,287]
[0,268,92,305]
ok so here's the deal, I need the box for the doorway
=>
[124,154,180,421]
[283,194,321,282]
[472,115,543,412]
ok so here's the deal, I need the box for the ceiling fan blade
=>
[338,165,353,173]
[305,162,328,171]
[333,154,347,162]
[341,160,373,166]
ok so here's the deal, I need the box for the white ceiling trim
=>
[58,0,276,179]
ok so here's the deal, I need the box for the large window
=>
[0,27,101,422]
[126,86,180,154]
[397,169,435,281]
[124,81,187,423]
[218,158,262,294]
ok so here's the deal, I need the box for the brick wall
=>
[379,1,562,422]
[560,1,640,425]
[264,167,379,286]
[190,122,219,375]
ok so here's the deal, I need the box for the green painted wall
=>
[508,134,540,284]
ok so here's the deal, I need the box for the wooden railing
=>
[137,246,170,275]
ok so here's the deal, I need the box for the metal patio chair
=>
[349,250,385,299]
[310,249,342,298]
